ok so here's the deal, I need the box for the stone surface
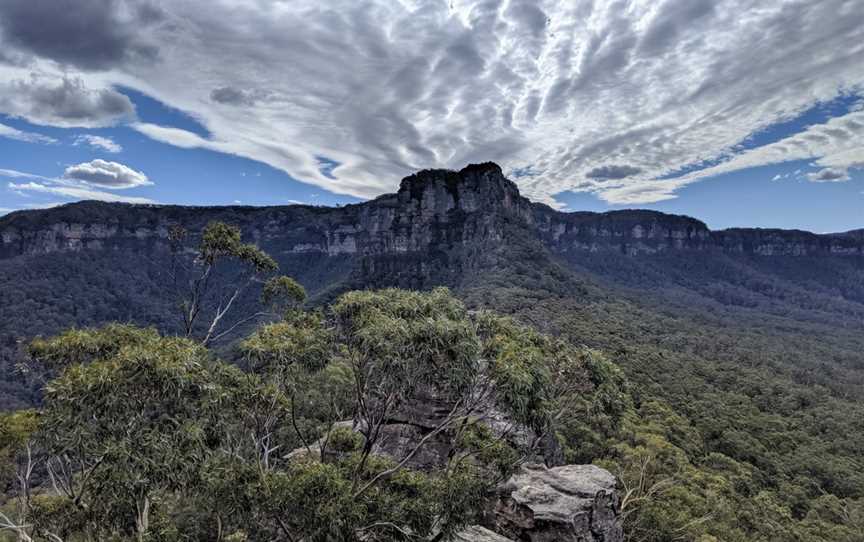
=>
[3,162,862,261]
[487,463,623,542]
[454,525,515,542]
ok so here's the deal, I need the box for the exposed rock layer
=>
[2,162,862,260]
[487,464,623,542]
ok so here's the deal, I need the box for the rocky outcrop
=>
[288,374,620,542]
[327,383,560,471]
[2,162,861,261]
[486,464,623,542]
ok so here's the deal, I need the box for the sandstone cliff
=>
[2,162,861,262]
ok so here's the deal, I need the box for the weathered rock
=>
[486,463,623,542]
[362,383,556,470]
[454,525,515,542]
[4,162,862,261]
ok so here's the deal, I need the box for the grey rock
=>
[454,525,515,542]
[487,463,623,542]
[4,162,860,262]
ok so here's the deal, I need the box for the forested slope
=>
[1,164,863,540]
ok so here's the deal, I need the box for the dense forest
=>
[1,205,863,540]
[0,223,620,540]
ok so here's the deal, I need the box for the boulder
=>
[486,463,623,542]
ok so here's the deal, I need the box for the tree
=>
[0,410,39,541]
[7,288,596,541]
[168,222,292,346]
[25,326,225,541]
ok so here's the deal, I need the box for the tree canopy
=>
[0,286,605,541]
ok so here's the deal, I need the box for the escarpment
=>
[2,162,862,263]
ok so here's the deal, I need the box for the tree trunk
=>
[135,495,150,542]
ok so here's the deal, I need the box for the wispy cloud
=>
[0,122,56,144]
[73,134,123,153]
[8,181,155,204]
[3,162,155,204]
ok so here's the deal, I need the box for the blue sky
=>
[1,0,862,233]
[0,93,362,210]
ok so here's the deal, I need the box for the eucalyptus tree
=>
[168,221,298,346]
[23,326,230,541]
[6,287,596,541]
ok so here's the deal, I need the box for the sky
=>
[0,0,862,233]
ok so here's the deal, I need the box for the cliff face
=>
[1,161,862,262]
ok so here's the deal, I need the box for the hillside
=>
[1,163,863,540]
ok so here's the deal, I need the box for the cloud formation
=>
[0,76,136,128]
[4,161,154,204]
[808,167,850,182]
[586,165,643,180]
[74,134,123,153]
[63,159,151,188]
[0,122,56,144]
[0,0,862,204]
[8,180,154,203]
[0,0,162,71]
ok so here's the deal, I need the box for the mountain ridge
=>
[2,162,861,259]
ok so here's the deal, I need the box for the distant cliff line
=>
[2,162,862,259]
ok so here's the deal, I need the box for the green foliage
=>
[240,311,332,376]
[28,324,160,369]
[455,422,520,480]
[479,271,864,542]
[333,287,481,402]
[3,288,586,540]
[262,276,307,312]
[200,222,277,273]
[0,409,38,490]
[327,426,363,453]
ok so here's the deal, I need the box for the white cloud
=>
[622,109,864,200]
[3,161,154,205]
[73,134,123,153]
[0,121,56,144]
[8,181,155,203]
[0,0,862,204]
[63,159,151,189]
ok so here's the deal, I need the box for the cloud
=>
[62,159,151,188]
[131,122,213,149]
[586,165,643,180]
[8,181,155,203]
[2,161,154,203]
[807,167,850,182]
[0,122,56,144]
[210,87,265,106]
[0,0,162,71]
[0,76,135,128]
[211,87,249,106]
[0,0,862,204]
[641,108,864,199]
[73,134,123,153]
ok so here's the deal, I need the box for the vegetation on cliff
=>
[0,226,614,540]
[1,181,863,542]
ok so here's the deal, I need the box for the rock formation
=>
[2,162,862,261]
[454,525,515,541]
[486,464,623,542]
